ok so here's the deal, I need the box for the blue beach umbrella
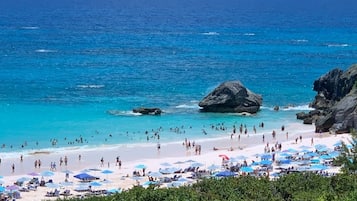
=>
[45,183,60,189]
[17,177,31,183]
[319,155,332,160]
[135,164,147,169]
[260,153,272,160]
[215,171,236,177]
[310,164,328,171]
[41,171,55,177]
[260,160,273,166]
[0,186,5,192]
[148,172,163,178]
[240,166,254,173]
[90,181,102,187]
[101,169,114,174]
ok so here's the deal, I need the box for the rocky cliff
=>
[199,81,262,114]
[298,64,357,133]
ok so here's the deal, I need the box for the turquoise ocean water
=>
[1,0,357,156]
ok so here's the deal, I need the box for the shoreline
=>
[0,122,350,201]
[0,123,315,177]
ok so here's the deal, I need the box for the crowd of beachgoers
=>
[0,123,350,201]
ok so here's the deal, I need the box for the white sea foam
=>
[243,33,255,36]
[107,110,142,116]
[175,104,200,109]
[327,43,350,47]
[292,39,309,43]
[261,105,313,111]
[21,26,39,30]
[76,84,105,89]
[202,32,219,36]
[35,49,57,53]
[281,105,314,111]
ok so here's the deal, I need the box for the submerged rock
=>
[198,81,262,114]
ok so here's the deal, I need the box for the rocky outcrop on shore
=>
[298,64,357,133]
[199,81,262,114]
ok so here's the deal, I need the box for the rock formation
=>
[198,81,262,113]
[298,64,357,133]
[133,107,162,115]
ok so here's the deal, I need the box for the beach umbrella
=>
[16,176,31,183]
[89,181,102,187]
[191,162,204,167]
[148,171,163,178]
[74,185,90,192]
[315,144,327,150]
[279,152,292,158]
[101,169,114,175]
[160,162,172,167]
[260,160,273,166]
[260,153,272,160]
[107,188,121,194]
[310,164,328,171]
[135,164,147,169]
[319,155,332,160]
[89,168,102,172]
[73,172,98,181]
[160,167,181,174]
[28,172,40,177]
[0,186,5,193]
[6,185,19,192]
[60,181,74,187]
[45,183,60,189]
[215,171,236,177]
[219,154,230,160]
[41,170,55,177]
[174,161,185,165]
[240,166,254,173]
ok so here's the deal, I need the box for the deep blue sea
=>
[1,0,357,155]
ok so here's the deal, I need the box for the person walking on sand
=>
[11,163,15,173]
[64,156,68,166]
[100,157,104,167]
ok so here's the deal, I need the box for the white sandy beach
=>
[0,123,351,201]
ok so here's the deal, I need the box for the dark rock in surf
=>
[198,81,262,114]
[133,107,162,115]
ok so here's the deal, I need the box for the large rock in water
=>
[198,81,262,113]
[300,64,357,133]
